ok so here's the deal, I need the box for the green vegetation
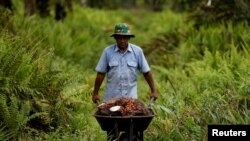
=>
[1,1,250,141]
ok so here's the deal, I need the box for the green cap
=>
[110,23,135,38]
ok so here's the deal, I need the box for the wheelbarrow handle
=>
[148,97,154,108]
[96,100,100,106]
[150,97,154,104]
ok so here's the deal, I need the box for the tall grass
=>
[1,1,250,140]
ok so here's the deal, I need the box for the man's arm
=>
[92,72,105,103]
[143,71,158,101]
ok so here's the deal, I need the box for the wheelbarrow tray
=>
[94,113,155,132]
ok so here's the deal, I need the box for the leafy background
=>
[0,0,250,140]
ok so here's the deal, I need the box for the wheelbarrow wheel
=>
[118,132,143,141]
[134,131,143,141]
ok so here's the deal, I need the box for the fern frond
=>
[0,94,12,128]
[0,123,15,141]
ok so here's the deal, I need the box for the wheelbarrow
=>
[93,99,155,141]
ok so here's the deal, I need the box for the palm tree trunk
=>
[0,0,13,10]
[122,0,136,9]
[36,0,50,17]
[65,0,73,11]
[54,1,66,21]
[24,0,36,16]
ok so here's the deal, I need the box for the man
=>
[92,23,157,104]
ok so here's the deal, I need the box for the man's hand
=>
[143,72,158,101]
[150,92,158,101]
[92,94,100,104]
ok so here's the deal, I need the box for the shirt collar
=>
[114,43,132,53]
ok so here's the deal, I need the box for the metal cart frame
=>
[94,111,154,141]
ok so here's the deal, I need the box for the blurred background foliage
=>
[0,0,250,140]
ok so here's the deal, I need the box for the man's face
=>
[114,36,130,49]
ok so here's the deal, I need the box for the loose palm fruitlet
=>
[95,97,153,116]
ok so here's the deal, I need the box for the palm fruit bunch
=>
[96,97,153,116]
